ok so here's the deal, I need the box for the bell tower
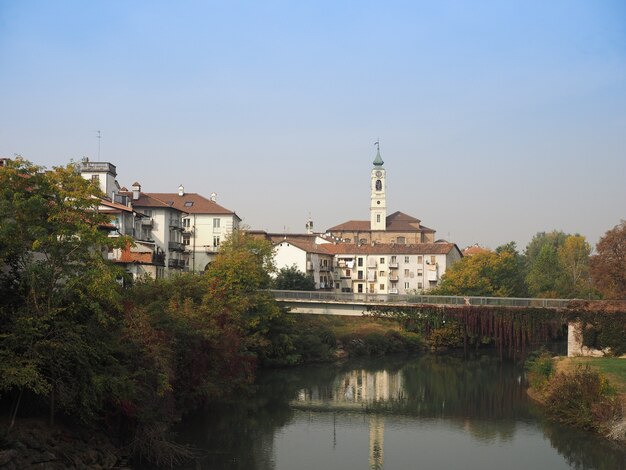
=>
[370,142,387,230]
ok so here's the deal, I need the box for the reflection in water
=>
[179,353,626,470]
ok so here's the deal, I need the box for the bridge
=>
[269,290,621,357]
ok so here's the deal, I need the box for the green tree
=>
[0,158,127,427]
[524,231,592,298]
[434,243,527,297]
[274,264,316,290]
[590,220,626,299]
[558,235,592,297]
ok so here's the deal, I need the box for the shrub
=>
[543,365,620,431]
[524,350,554,390]
[428,322,464,348]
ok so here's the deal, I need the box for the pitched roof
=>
[275,238,335,255]
[327,211,435,233]
[119,191,184,211]
[145,192,238,218]
[325,242,461,256]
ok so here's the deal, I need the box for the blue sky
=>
[1,1,625,250]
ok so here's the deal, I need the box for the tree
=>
[590,220,626,299]
[434,243,527,297]
[0,158,127,427]
[524,231,593,298]
[274,264,316,290]
[558,235,592,297]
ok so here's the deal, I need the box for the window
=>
[404,256,410,263]
[417,269,423,277]
[345,238,351,243]
[375,179,382,191]
[346,269,351,276]
[430,256,436,264]
[391,256,397,263]
[380,258,385,264]
[183,218,190,228]
[183,234,190,246]
[213,218,220,229]
[418,282,423,289]
[358,258,363,267]
[397,237,406,244]
[379,271,386,277]
[359,238,367,244]
[213,236,220,247]
[358,270,363,280]
[357,284,363,293]
[322,259,328,267]
[376,214,381,223]
[404,282,410,289]
[184,201,194,207]
[417,255,423,263]
[379,284,385,290]
[404,269,410,277]
[91,174,99,183]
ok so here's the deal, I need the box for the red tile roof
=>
[145,192,238,217]
[327,211,435,233]
[324,242,460,256]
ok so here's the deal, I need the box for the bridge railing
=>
[269,290,571,309]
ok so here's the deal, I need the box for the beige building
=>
[145,186,241,272]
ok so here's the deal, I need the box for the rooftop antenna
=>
[96,130,101,161]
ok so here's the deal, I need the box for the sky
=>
[1,1,625,251]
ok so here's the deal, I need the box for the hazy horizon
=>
[2,1,624,251]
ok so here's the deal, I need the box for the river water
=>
[180,353,626,469]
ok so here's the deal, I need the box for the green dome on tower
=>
[373,146,384,167]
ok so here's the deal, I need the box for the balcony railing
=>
[168,241,185,252]
[388,262,399,269]
[141,218,153,226]
[169,218,183,230]
[389,276,399,282]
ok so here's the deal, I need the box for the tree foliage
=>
[273,264,316,290]
[525,231,593,298]
[434,243,527,297]
[590,220,626,299]
[0,158,128,425]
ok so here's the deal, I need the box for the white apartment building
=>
[330,243,462,294]
[274,237,335,289]
[146,186,241,272]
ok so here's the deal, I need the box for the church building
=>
[326,144,436,245]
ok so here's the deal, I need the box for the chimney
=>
[131,182,141,200]
[210,192,217,202]
[178,184,184,196]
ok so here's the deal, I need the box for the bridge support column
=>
[567,321,607,357]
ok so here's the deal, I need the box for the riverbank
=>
[0,419,128,469]
[527,355,626,445]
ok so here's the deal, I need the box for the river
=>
[179,353,626,469]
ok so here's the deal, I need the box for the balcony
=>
[168,241,185,252]
[169,218,183,231]
[389,275,399,282]
[388,262,399,269]
[389,288,399,294]
[205,245,219,253]
[319,264,331,272]
[141,218,153,227]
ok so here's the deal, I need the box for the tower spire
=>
[373,139,384,167]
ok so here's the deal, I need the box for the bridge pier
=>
[567,322,608,357]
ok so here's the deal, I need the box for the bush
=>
[428,322,464,348]
[524,350,554,390]
[543,365,620,431]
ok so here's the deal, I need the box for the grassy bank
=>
[526,353,626,444]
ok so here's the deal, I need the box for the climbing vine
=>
[367,305,565,357]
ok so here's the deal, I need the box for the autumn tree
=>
[0,158,127,427]
[274,264,316,290]
[590,220,626,299]
[434,243,527,297]
[524,231,593,298]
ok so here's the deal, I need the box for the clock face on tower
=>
[375,170,382,177]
